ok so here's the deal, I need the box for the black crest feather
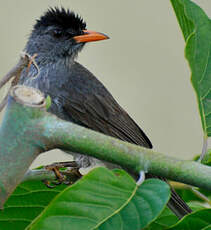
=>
[35,7,86,31]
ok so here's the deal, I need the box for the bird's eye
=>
[52,29,63,38]
[67,31,75,37]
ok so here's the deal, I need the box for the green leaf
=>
[188,202,209,212]
[173,182,211,208]
[167,209,211,230]
[174,186,201,203]
[0,180,66,230]
[171,0,211,136]
[202,225,211,230]
[45,95,52,110]
[28,167,170,230]
[144,207,179,230]
[144,202,209,230]
[174,185,211,204]
[201,149,211,166]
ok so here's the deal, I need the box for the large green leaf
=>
[202,225,211,230]
[167,209,211,230]
[144,207,179,230]
[171,0,211,136]
[28,167,170,230]
[0,180,67,230]
[145,201,208,230]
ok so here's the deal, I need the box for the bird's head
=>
[25,7,109,64]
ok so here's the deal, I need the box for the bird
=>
[18,7,192,218]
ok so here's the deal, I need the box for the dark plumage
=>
[35,7,86,31]
[19,7,191,218]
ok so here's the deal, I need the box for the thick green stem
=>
[0,85,211,207]
[42,116,211,190]
[0,86,46,207]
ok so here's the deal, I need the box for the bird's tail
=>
[167,187,192,219]
[146,173,192,219]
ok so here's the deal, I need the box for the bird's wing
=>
[63,93,193,217]
[63,92,152,149]
[60,62,192,218]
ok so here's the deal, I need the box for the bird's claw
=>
[42,179,57,188]
[43,161,82,188]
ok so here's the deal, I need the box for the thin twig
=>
[26,53,38,76]
[174,182,211,206]
[0,52,40,112]
[0,53,30,89]
[0,90,10,111]
[190,187,211,206]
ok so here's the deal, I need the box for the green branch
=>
[0,85,211,207]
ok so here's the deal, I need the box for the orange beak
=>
[73,30,109,43]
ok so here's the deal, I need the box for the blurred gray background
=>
[0,0,210,167]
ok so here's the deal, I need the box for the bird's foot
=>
[43,161,82,188]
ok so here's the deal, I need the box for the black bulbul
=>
[19,7,192,218]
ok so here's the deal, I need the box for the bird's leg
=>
[45,165,65,185]
[44,161,82,188]
[63,167,83,185]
